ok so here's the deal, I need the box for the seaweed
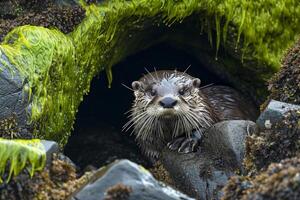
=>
[0,153,91,200]
[0,138,46,183]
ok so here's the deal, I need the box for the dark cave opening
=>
[64,42,228,169]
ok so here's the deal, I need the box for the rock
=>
[209,120,257,166]
[244,109,300,172]
[41,140,78,169]
[223,157,300,200]
[0,52,29,129]
[256,100,300,130]
[41,140,60,165]
[0,153,85,200]
[267,38,300,105]
[161,120,256,199]
[72,159,194,200]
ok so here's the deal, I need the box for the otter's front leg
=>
[167,131,203,153]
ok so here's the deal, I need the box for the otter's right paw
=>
[167,131,203,153]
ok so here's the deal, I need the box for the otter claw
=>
[167,137,185,151]
[167,131,203,153]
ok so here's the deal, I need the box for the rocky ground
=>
[0,0,85,41]
[223,157,300,200]
[0,153,91,200]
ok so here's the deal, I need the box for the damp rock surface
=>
[160,120,256,199]
[0,53,29,134]
[72,159,194,200]
[41,140,60,165]
[256,99,300,130]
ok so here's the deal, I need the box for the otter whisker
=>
[123,111,145,127]
[154,67,159,80]
[182,64,191,76]
[178,113,190,138]
[123,112,147,132]
[183,115,195,138]
[187,111,202,131]
[121,83,134,91]
[173,116,180,138]
[136,115,153,139]
[191,112,210,130]
[144,67,157,82]
[200,83,215,90]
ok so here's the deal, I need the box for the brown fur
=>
[124,70,258,158]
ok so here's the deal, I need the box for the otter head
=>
[131,72,201,119]
[124,70,216,145]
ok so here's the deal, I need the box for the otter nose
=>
[159,97,177,108]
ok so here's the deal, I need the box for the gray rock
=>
[209,120,257,165]
[0,51,29,129]
[72,159,194,200]
[161,120,257,199]
[256,100,300,130]
[41,140,59,165]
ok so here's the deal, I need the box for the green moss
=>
[0,0,299,146]
[0,138,46,183]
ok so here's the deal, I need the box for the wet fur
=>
[124,70,258,158]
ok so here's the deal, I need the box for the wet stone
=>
[41,140,60,165]
[161,120,257,199]
[72,159,194,200]
[256,100,300,130]
[0,52,30,131]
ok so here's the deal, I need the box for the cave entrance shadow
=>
[64,42,226,169]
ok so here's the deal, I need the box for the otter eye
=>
[179,88,185,95]
[150,89,156,96]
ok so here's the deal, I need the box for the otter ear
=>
[132,81,142,91]
[192,78,201,88]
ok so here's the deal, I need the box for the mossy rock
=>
[0,0,299,147]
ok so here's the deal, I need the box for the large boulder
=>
[0,53,29,132]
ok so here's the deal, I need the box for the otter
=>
[124,70,258,158]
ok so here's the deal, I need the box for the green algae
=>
[0,0,299,146]
[0,138,46,183]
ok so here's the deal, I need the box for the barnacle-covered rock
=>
[0,0,85,41]
[222,157,300,200]
[0,153,91,200]
[267,38,300,105]
[0,114,21,139]
[244,109,300,173]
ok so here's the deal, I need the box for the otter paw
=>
[167,131,203,153]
